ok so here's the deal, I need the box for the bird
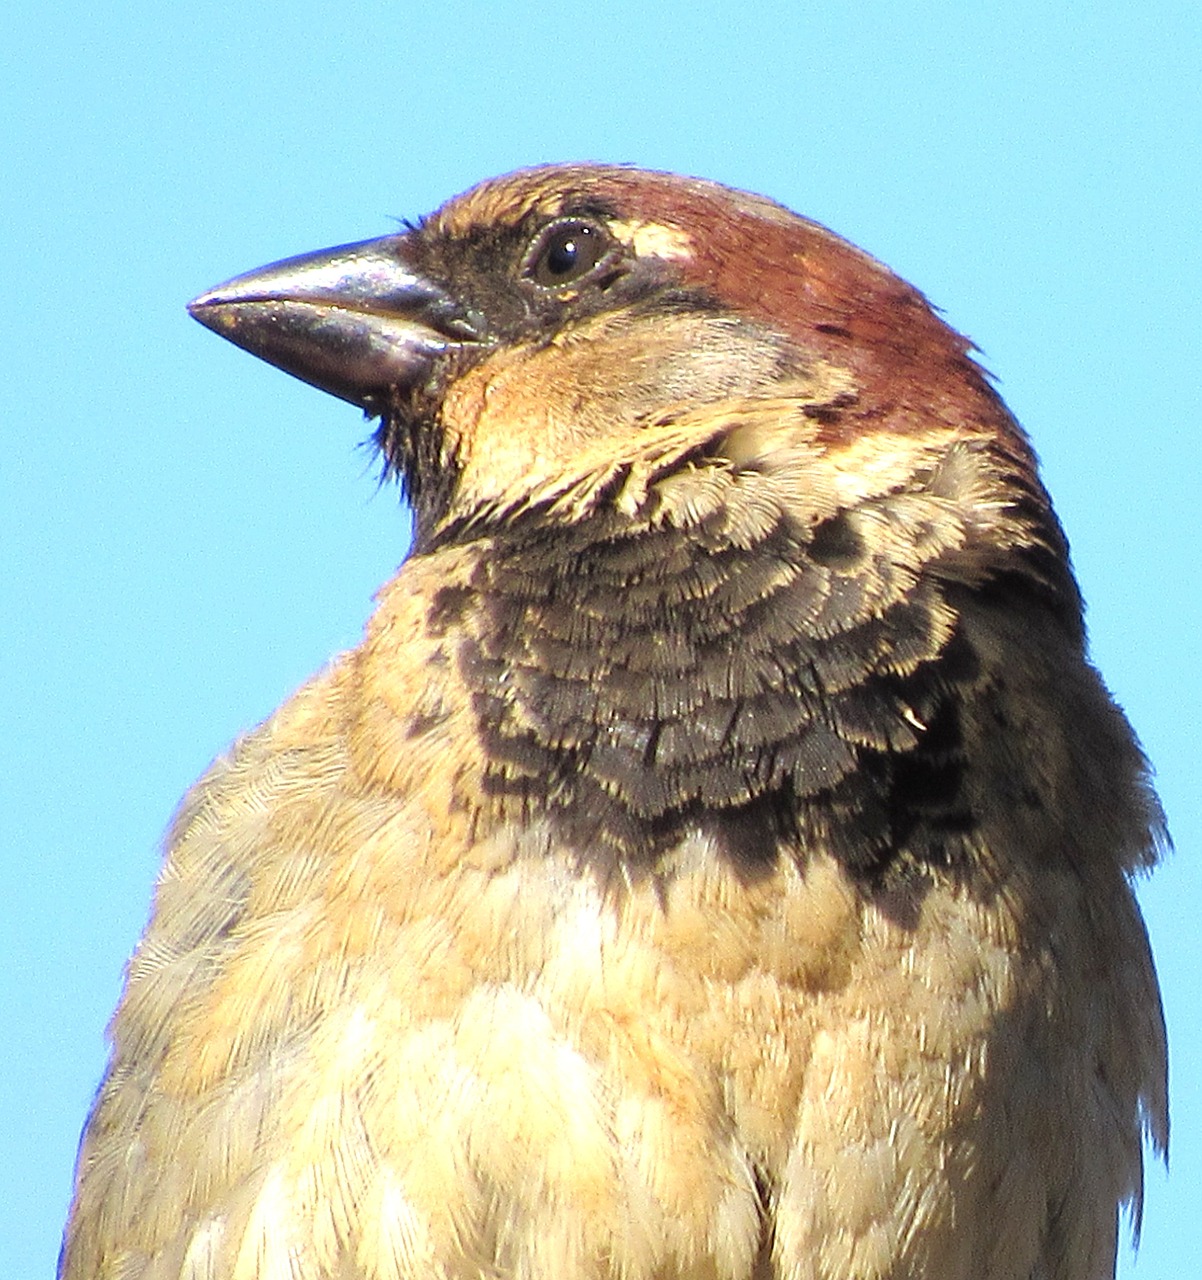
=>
[60,164,1167,1280]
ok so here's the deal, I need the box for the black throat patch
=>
[437,501,977,881]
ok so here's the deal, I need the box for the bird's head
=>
[189,165,1113,874]
[189,163,1048,559]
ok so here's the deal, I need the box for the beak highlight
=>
[188,237,481,410]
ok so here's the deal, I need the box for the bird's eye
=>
[524,219,611,288]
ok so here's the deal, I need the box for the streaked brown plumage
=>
[61,165,1167,1280]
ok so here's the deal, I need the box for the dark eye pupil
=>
[546,232,583,276]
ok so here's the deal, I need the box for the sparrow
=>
[60,165,1167,1280]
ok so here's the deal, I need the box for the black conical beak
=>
[188,237,484,410]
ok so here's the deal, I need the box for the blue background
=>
[4,3,1198,1275]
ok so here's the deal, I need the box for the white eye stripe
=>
[608,219,695,261]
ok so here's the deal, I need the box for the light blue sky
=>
[4,3,1198,1275]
